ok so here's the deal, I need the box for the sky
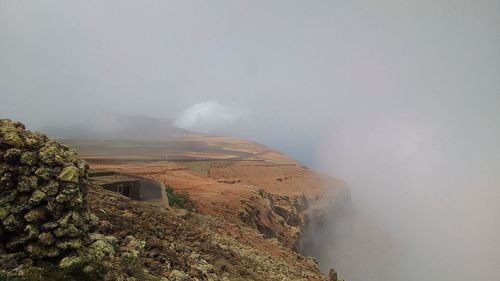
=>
[1,1,500,280]
[2,0,497,166]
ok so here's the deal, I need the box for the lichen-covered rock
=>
[53,224,80,237]
[0,121,25,147]
[0,119,92,268]
[87,239,115,262]
[169,270,191,281]
[58,166,80,183]
[24,224,39,239]
[17,175,38,192]
[3,214,23,231]
[24,208,47,223]
[35,166,52,180]
[3,148,22,164]
[0,252,25,270]
[38,231,56,246]
[0,205,10,220]
[58,255,85,269]
[0,190,17,205]
[40,180,59,196]
[56,239,82,250]
[25,243,59,258]
[20,151,38,166]
[29,190,47,204]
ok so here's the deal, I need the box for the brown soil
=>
[1,120,343,281]
[66,136,346,279]
[89,186,328,280]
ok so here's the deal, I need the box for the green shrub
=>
[165,185,194,211]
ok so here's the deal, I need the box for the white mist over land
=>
[314,116,500,280]
[1,1,500,280]
[174,101,245,133]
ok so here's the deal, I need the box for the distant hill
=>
[43,114,199,140]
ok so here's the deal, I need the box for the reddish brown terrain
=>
[63,136,346,279]
[1,120,346,281]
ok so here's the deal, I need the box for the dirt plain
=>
[63,135,346,280]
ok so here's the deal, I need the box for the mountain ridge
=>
[43,114,198,140]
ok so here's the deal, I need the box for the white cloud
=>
[174,101,244,133]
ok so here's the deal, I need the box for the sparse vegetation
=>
[184,161,212,176]
[184,160,234,177]
[165,185,194,211]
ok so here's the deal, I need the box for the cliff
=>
[80,136,347,252]
[1,119,345,280]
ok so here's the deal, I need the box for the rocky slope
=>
[75,136,350,258]
[1,119,344,280]
[76,141,350,279]
[87,186,331,280]
[87,151,347,252]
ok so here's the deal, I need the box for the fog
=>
[1,1,500,280]
[311,116,500,280]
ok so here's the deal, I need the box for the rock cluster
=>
[88,186,330,280]
[0,119,341,280]
[238,189,308,250]
[0,119,92,267]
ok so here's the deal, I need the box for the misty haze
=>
[1,1,499,281]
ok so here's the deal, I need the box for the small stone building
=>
[89,170,168,208]
[89,171,141,200]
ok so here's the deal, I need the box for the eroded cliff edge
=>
[1,119,344,280]
[80,136,351,271]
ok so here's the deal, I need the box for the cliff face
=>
[87,186,330,280]
[1,120,345,280]
[80,137,348,266]
[207,160,346,251]
[238,189,307,249]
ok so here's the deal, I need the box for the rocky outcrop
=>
[0,119,93,268]
[238,189,310,250]
[87,185,330,280]
[0,119,333,280]
[0,120,160,280]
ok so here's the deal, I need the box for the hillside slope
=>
[66,136,347,253]
[88,186,331,280]
[0,119,344,281]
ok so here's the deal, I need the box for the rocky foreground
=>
[0,119,343,280]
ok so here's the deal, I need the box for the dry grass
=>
[183,161,234,177]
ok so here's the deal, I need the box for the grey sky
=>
[2,1,498,152]
[1,1,500,280]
